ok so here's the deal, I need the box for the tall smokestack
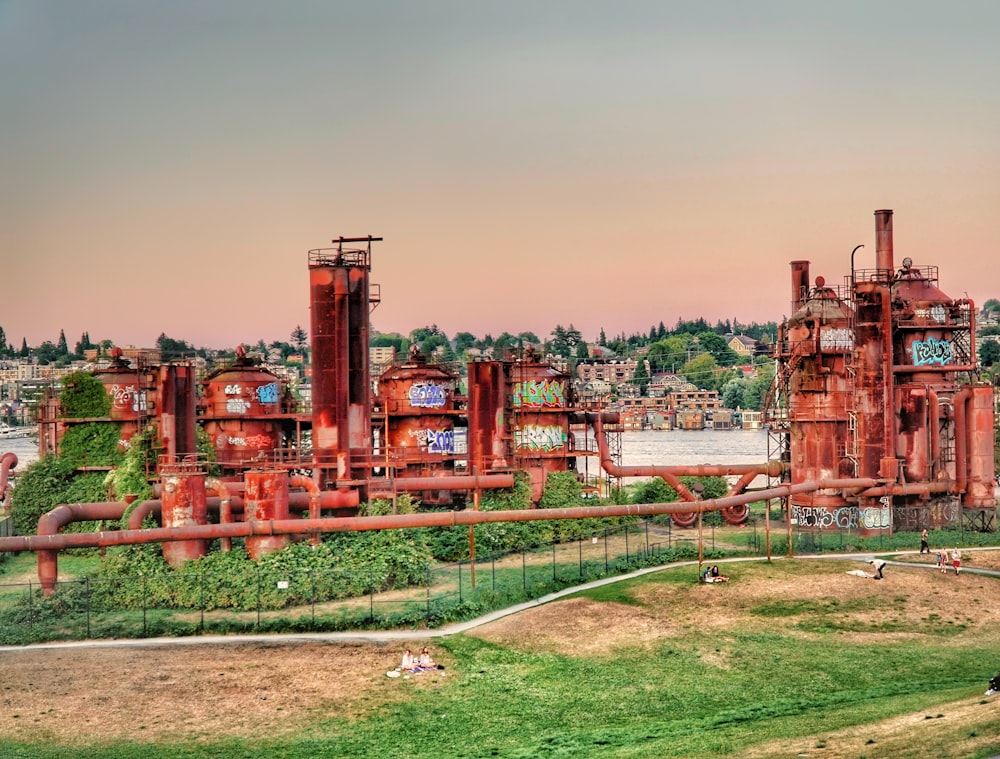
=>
[790,260,810,312]
[875,209,894,274]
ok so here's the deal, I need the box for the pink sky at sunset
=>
[3,2,998,351]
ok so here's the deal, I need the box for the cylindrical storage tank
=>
[244,469,290,558]
[201,353,288,468]
[508,357,572,503]
[784,277,858,529]
[160,463,208,566]
[378,354,460,486]
[92,349,147,452]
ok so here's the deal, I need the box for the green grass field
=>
[3,555,1000,758]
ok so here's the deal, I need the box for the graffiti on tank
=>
[859,498,892,530]
[407,427,455,453]
[408,383,447,408]
[790,505,859,529]
[226,398,251,414]
[912,337,953,366]
[110,384,147,412]
[514,424,567,451]
[226,436,247,446]
[819,328,854,351]
[244,434,272,450]
[513,380,565,408]
[256,382,279,404]
[914,305,948,324]
[224,384,243,395]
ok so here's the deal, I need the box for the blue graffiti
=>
[427,429,454,454]
[912,337,953,367]
[409,383,447,408]
[257,383,279,404]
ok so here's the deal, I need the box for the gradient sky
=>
[3,1,999,351]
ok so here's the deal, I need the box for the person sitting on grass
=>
[419,647,441,669]
[400,649,418,671]
[709,565,729,582]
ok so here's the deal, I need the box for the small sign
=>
[276,580,289,590]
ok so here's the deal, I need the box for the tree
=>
[290,325,308,352]
[681,353,719,390]
[575,340,590,360]
[156,333,195,361]
[632,358,650,395]
[598,328,607,347]
[548,324,582,358]
[57,329,69,355]
[19,338,28,357]
[980,340,1000,368]
[721,378,748,409]
[453,332,477,352]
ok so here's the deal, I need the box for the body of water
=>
[576,427,777,486]
[1,434,40,470]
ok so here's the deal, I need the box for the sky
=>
[3,1,999,351]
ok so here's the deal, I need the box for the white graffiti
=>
[514,424,567,451]
[226,398,251,414]
[859,497,892,530]
[110,384,147,412]
[790,505,859,529]
[819,328,854,351]
[225,384,243,395]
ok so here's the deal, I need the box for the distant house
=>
[726,334,759,359]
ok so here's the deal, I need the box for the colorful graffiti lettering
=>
[408,383,447,408]
[256,383,279,404]
[512,379,565,409]
[245,434,272,450]
[912,337,953,366]
[224,384,243,395]
[514,424,567,451]
[790,505,859,529]
[226,398,251,414]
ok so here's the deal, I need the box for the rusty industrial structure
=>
[769,209,995,534]
[0,211,995,592]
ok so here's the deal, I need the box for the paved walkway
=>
[2,548,999,652]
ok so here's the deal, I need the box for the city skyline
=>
[4,2,999,350]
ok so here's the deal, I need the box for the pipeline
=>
[0,476,883,593]
[590,414,785,526]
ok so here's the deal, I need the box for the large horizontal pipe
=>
[0,477,881,555]
[371,474,515,492]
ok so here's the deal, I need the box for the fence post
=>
[552,543,557,582]
[142,575,147,637]
[578,538,583,579]
[85,577,91,639]
[27,581,33,636]
[458,560,463,604]
[310,569,316,626]
[199,572,205,633]
[604,529,609,572]
[645,520,649,552]
[522,549,527,591]
[492,556,496,592]
[426,564,431,623]
[625,525,629,563]
[256,568,262,629]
